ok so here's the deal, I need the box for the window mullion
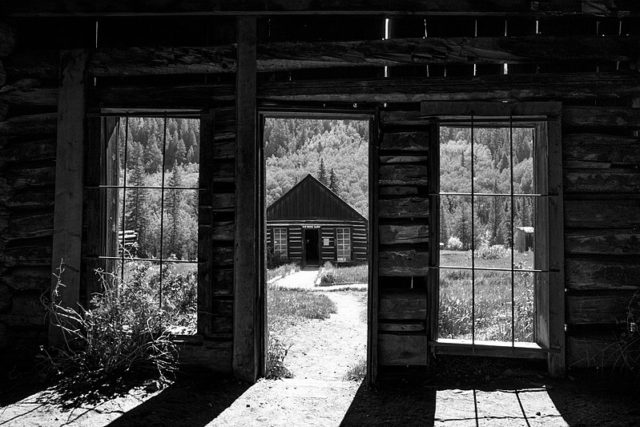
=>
[470,115,475,346]
[120,116,129,282]
[158,115,168,308]
[509,115,515,348]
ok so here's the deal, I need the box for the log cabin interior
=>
[0,1,639,386]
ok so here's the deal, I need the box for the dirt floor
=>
[2,287,640,426]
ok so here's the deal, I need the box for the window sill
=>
[433,339,547,359]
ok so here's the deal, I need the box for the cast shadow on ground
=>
[106,373,251,427]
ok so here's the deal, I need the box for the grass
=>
[438,250,535,343]
[265,284,337,378]
[267,262,300,282]
[318,263,368,286]
[344,358,366,381]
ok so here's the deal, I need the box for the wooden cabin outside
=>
[266,174,368,268]
[0,1,640,385]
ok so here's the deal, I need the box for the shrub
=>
[478,244,508,260]
[318,261,336,286]
[344,358,366,381]
[447,236,463,250]
[265,334,292,379]
[40,263,178,397]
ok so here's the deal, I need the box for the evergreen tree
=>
[318,158,328,185]
[165,162,183,258]
[176,138,187,165]
[329,168,339,192]
[125,156,149,256]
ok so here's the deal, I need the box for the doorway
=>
[303,228,320,266]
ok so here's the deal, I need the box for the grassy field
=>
[266,262,300,282]
[438,249,535,343]
[319,263,368,286]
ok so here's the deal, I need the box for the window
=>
[426,102,563,363]
[89,115,201,335]
[273,227,288,258]
[336,227,351,262]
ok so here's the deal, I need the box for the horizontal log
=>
[87,36,640,76]
[0,85,58,108]
[211,221,234,241]
[379,291,427,320]
[3,51,59,80]
[381,131,429,151]
[0,138,56,163]
[212,138,235,159]
[379,155,427,164]
[566,258,640,290]
[91,84,234,108]
[566,230,640,255]
[379,224,428,245]
[212,268,233,295]
[379,334,427,366]
[0,284,11,313]
[563,133,640,168]
[378,322,425,333]
[0,266,51,291]
[4,187,54,209]
[565,199,640,229]
[0,113,57,137]
[6,166,55,189]
[563,106,640,128]
[379,186,419,196]
[567,292,636,325]
[0,23,15,57]
[0,60,5,88]
[379,197,428,218]
[211,160,234,182]
[564,169,640,193]
[212,246,234,266]
[1,244,52,267]
[379,164,428,186]
[380,110,424,126]
[0,101,7,121]
[4,0,640,16]
[260,72,640,103]
[379,249,428,276]
[5,213,53,240]
[567,334,626,369]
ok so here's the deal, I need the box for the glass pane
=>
[162,189,199,261]
[440,127,471,193]
[475,270,512,343]
[514,196,536,271]
[438,268,472,342]
[514,271,535,343]
[511,127,535,194]
[473,127,510,195]
[123,117,165,189]
[474,195,511,270]
[162,262,198,335]
[440,195,472,268]
[101,187,122,259]
[124,188,162,259]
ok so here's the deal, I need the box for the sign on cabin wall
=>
[323,237,330,246]
[302,225,320,229]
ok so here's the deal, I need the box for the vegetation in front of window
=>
[40,263,179,402]
[318,262,368,287]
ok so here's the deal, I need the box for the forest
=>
[264,118,370,218]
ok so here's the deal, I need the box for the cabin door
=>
[303,228,320,266]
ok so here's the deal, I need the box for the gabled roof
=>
[267,174,366,222]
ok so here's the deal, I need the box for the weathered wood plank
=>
[259,73,640,103]
[381,132,428,152]
[379,334,428,366]
[378,322,425,333]
[0,60,6,87]
[177,339,232,372]
[567,335,626,368]
[3,51,59,80]
[5,0,640,16]
[379,186,419,196]
[0,267,50,291]
[212,193,235,211]
[91,83,235,108]
[563,106,640,128]
[0,23,15,57]
[379,249,428,276]
[379,291,427,320]
[2,244,52,267]
[379,164,428,186]
[564,169,640,193]
[566,258,640,290]
[50,50,87,347]
[6,213,53,240]
[233,16,258,382]
[0,138,56,162]
[85,36,640,76]
[565,230,640,255]
[0,79,58,108]
[379,155,427,164]
[379,224,428,245]
[563,133,640,167]
[565,199,640,228]
[0,113,57,137]
[212,221,234,241]
[379,197,428,218]
[566,292,636,325]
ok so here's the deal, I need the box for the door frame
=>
[258,108,378,383]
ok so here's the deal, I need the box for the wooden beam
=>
[0,85,59,108]
[49,49,87,346]
[4,0,640,17]
[259,72,640,102]
[563,106,640,128]
[0,23,15,57]
[87,36,640,77]
[233,16,258,382]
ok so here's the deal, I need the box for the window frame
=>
[272,227,288,258]
[424,101,565,374]
[336,227,351,262]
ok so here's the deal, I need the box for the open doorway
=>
[262,114,371,382]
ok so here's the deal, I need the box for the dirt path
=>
[281,291,367,380]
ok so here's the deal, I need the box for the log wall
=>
[0,9,639,377]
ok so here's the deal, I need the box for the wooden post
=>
[233,16,259,382]
[49,49,88,346]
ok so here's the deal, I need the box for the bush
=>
[265,334,292,379]
[478,244,508,260]
[40,263,178,397]
[344,358,366,381]
[318,261,336,286]
[447,236,463,250]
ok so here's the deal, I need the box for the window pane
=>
[513,196,536,271]
[514,271,535,343]
[475,270,512,343]
[440,195,472,268]
[273,228,288,259]
[162,262,198,335]
[438,268,472,341]
[162,189,199,261]
[336,227,351,261]
[511,128,535,194]
[473,127,510,195]
[474,195,511,270]
[440,127,471,193]
[124,188,161,259]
